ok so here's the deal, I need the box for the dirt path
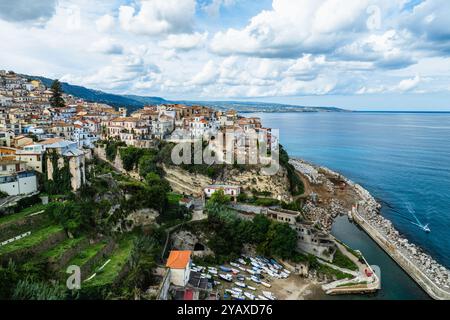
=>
[270,275,323,300]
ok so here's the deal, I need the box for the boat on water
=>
[219,274,233,282]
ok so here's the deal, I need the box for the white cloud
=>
[159,32,208,51]
[90,38,124,55]
[396,74,421,92]
[191,60,219,85]
[202,0,236,17]
[119,0,196,36]
[96,14,116,33]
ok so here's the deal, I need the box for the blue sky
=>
[0,0,450,111]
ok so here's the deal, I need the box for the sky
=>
[1,0,450,111]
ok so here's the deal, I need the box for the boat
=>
[251,262,261,268]
[235,282,246,288]
[257,295,269,301]
[201,273,212,279]
[219,274,232,282]
[247,286,256,291]
[244,292,255,300]
[220,266,232,272]
[232,287,243,293]
[262,291,276,300]
[230,262,240,268]
[246,269,256,275]
[214,281,221,286]
[261,281,272,288]
[238,258,247,265]
[237,275,245,281]
[208,269,218,275]
[238,266,246,271]
[251,276,261,283]
[231,268,240,274]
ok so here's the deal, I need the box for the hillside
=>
[22,74,348,113]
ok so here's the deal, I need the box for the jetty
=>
[348,183,450,300]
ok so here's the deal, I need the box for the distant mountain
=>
[23,75,169,112]
[176,100,348,113]
[22,74,348,113]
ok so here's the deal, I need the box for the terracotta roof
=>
[166,250,192,269]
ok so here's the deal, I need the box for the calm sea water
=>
[246,111,450,299]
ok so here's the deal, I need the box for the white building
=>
[204,184,241,202]
[166,250,192,287]
[0,160,38,195]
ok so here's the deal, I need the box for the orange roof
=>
[166,250,192,269]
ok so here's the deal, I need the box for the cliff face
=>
[163,164,292,201]
[163,165,213,196]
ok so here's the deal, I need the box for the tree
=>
[262,222,297,259]
[208,189,231,205]
[49,79,65,108]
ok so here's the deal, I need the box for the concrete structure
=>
[204,184,241,202]
[166,250,192,287]
[0,159,37,195]
[42,138,86,191]
[265,208,337,262]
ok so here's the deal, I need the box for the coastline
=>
[292,158,450,300]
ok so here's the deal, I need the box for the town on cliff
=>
[0,70,449,301]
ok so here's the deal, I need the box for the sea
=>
[245,111,450,300]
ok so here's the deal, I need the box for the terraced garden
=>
[41,236,87,261]
[0,204,48,226]
[0,224,64,256]
[83,238,133,288]
[66,241,108,268]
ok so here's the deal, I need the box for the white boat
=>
[247,286,256,291]
[251,262,261,268]
[231,268,240,274]
[280,272,289,278]
[244,292,255,300]
[238,258,247,265]
[232,287,243,293]
[262,291,276,300]
[235,282,246,288]
[247,269,256,275]
[230,262,240,268]
[201,273,212,279]
[283,269,291,274]
[208,269,218,275]
[238,266,246,271]
[219,274,232,282]
[251,276,261,283]
[257,295,269,301]
[261,281,272,288]
[214,281,221,286]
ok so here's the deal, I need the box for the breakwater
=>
[325,166,450,300]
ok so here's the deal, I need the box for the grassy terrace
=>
[0,225,63,256]
[84,238,133,287]
[67,241,107,268]
[0,204,48,226]
[41,237,86,261]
